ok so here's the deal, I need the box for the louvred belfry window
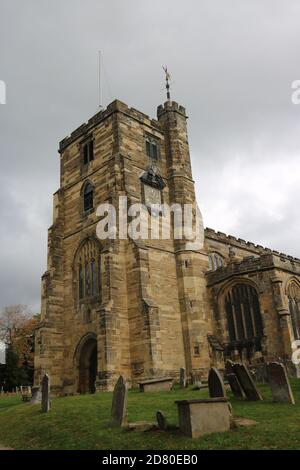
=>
[83,139,94,165]
[145,136,159,161]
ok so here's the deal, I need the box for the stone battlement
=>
[205,227,300,265]
[157,100,186,118]
[207,252,300,286]
[59,99,162,153]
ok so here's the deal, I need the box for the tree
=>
[0,305,39,390]
[2,347,28,390]
[0,304,31,345]
[11,315,39,368]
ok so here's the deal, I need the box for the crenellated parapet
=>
[59,100,162,153]
[205,227,300,265]
[157,100,187,118]
[207,252,300,287]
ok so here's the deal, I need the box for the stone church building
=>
[34,97,300,395]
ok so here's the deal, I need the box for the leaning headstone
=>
[208,368,226,398]
[41,374,51,413]
[30,386,42,404]
[227,373,245,398]
[179,368,187,388]
[156,410,167,430]
[267,362,295,404]
[111,376,128,427]
[233,364,263,401]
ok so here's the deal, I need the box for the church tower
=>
[34,96,212,395]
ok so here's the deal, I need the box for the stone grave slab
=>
[138,377,173,392]
[111,376,128,427]
[267,362,295,404]
[208,367,226,398]
[175,398,230,438]
[233,364,263,401]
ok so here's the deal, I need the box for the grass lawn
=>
[0,380,300,450]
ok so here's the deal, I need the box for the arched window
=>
[208,252,224,271]
[145,135,159,161]
[83,183,94,212]
[82,139,94,165]
[287,280,300,340]
[224,283,263,344]
[75,238,101,301]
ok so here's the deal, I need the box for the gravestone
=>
[208,367,226,398]
[191,372,202,387]
[30,386,42,404]
[227,373,245,398]
[156,410,167,430]
[233,364,263,401]
[175,398,230,438]
[179,368,187,388]
[138,377,173,392]
[267,362,295,404]
[41,374,51,412]
[111,376,128,427]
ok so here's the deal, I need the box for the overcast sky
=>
[0,0,300,313]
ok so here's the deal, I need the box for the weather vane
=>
[162,66,171,101]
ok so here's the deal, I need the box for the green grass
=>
[1,381,300,450]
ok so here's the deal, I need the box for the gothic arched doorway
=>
[76,334,97,394]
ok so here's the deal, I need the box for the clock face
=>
[144,184,162,206]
